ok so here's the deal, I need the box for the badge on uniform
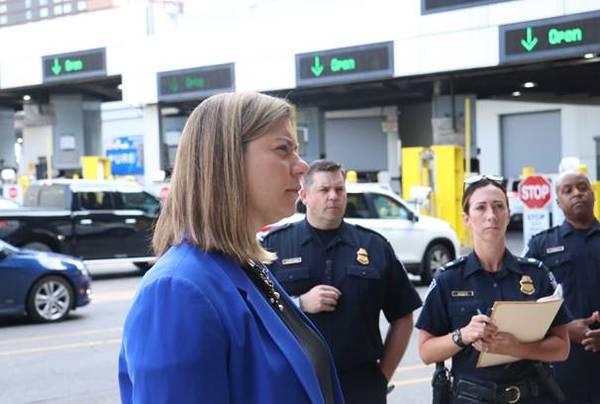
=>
[545,245,565,254]
[282,257,302,265]
[356,248,369,265]
[519,275,535,295]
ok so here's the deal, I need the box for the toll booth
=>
[81,156,111,180]
[402,145,465,242]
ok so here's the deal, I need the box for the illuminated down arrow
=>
[51,58,62,75]
[520,27,539,52]
[311,56,324,77]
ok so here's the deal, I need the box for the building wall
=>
[101,102,144,152]
[2,0,600,103]
[477,100,600,180]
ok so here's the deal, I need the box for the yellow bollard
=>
[81,156,112,180]
[431,145,465,244]
[593,182,600,220]
[346,170,358,183]
[522,166,535,178]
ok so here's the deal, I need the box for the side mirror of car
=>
[409,211,419,223]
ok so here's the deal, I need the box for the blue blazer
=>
[119,243,344,404]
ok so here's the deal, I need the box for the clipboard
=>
[476,297,563,368]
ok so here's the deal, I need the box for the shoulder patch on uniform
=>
[439,256,467,271]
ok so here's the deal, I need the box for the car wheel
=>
[421,243,452,285]
[27,276,73,323]
[22,241,53,252]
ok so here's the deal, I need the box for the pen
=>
[477,308,488,325]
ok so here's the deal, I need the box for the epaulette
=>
[516,256,544,268]
[347,223,385,238]
[263,222,294,238]
[348,223,393,243]
[439,256,467,272]
[528,225,560,240]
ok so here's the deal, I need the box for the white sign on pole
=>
[523,209,550,247]
[2,184,23,205]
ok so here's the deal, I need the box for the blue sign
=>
[106,136,144,175]
[106,148,144,175]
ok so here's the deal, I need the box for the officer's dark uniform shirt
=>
[262,219,422,372]
[526,220,600,402]
[415,250,571,384]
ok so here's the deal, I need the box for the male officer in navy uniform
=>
[526,171,600,404]
[262,160,422,404]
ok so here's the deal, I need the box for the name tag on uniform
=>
[545,246,565,254]
[451,290,475,297]
[282,257,302,265]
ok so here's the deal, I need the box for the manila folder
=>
[476,298,563,368]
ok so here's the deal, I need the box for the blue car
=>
[0,239,91,322]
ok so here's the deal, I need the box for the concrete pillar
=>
[142,104,162,186]
[296,106,325,163]
[83,99,102,156]
[382,106,401,193]
[0,107,16,168]
[50,94,85,170]
[431,94,476,149]
[161,113,187,172]
[49,94,103,172]
[21,103,53,177]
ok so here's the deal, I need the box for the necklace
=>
[247,260,284,312]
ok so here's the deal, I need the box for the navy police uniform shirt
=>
[262,219,422,372]
[415,250,571,384]
[526,220,600,403]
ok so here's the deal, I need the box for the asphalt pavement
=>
[0,231,525,404]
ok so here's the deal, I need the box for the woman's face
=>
[244,117,308,231]
[463,184,510,242]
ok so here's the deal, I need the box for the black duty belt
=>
[455,378,540,403]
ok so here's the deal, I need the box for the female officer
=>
[118,92,344,404]
[416,175,571,403]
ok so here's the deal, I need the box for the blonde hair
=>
[152,92,291,264]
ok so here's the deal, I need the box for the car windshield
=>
[370,193,412,220]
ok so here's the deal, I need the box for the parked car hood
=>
[12,249,85,271]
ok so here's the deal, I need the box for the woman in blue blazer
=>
[119,92,344,404]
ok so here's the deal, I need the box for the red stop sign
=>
[7,186,17,199]
[159,186,170,201]
[518,175,552,209]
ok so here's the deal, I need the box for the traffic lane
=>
[0,269,433,404]
[0,273,139,404]
[0,269,437,404]
[387,283,432,404]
